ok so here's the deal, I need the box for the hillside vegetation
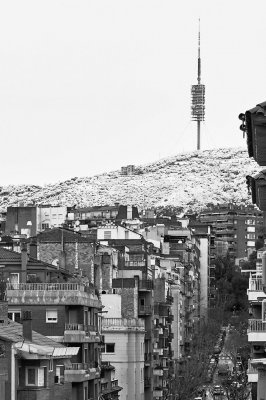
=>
[0,147,259,213]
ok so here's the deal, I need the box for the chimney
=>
[21,242,28,283]
[22,311,32,342]
[29,239,37,259]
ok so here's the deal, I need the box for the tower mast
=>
[191,19,205,150]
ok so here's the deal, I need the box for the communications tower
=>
[191,19,205,150]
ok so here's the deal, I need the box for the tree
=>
[212,256,249,312]
[221,314,250,400]
[171,311,225,400]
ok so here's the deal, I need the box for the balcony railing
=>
[7,282,100,307]
[6,282,93,293]
[248,360,258,375]
[139,305,152,315]
[248,319,266,332]
[65,362,90,371]
[249,277,263,291]
[65,323,97,332]
[64,362,100,382]
[154,303,169,317]
[124,261,146,267]
[111,380,119,388]
[139,279,153,291]
[102,318,145,328]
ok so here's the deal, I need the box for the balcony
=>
[166,314,174,323]
[154,328,159,340]
[166,295,174,304]
[6,283,101,308]
[64,323,100,343]
[153,368,163,376]
[154,303,169,317]
[139,305,152,316]
[248,319,266,342]
[124,261,146,268]
[144,353,152,365]
[102,318,145,332]
[247,277,265,302]
[138,279,153,291]
[247,359,258,382]
[145,329,153,339]
[17,388,51,400]
[153,387,163,398]
[64,362,100,382]
[162,349,169,358]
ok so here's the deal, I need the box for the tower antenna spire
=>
[191,18,205,150]
[198,18,201,84]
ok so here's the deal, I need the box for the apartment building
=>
[96,231,156,400]
[121,165,135,176]
[100,361,123,400]
[198,204,263,260]
[101,293,145,400]
[66,204,139,230]
[97,224,199,400]
[0,303,78,400]
[246,267,265,398]
[0,245,103,400]
[5,204,67,237]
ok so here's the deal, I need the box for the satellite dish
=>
[75,220,80,226]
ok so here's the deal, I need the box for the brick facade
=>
[38,242,94,278]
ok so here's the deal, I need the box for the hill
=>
[0,147,260,213]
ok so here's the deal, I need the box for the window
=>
[49,359,53,371]
[104,343,115,353]
[101,383,108,391]
[8,309,21,323]
[55,365,64,384]
[104,230,111,239]
[26,367,46,387]
[42,223,49,230]
[46,309,58,323]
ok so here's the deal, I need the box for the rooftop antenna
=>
[191,18,205,150]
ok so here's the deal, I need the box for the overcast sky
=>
[0,0,265,185]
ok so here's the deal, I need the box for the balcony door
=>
[9,273,19,289]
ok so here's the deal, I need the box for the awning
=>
[53,347,80,357]
[14,342,80,358]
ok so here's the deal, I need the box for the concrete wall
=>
[101,294,121,318]
[102,329,144,400]
[97,226,141,240]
